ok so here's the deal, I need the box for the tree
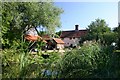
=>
[2,2,63,48]
[102,32,117,45]
[87,18,110,40]
[84,18,116,45]
[54,30,62,38]
[56,42,114,78]
[113,25,120,49]
[117,25,120,49]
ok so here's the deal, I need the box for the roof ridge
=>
[60,29,88,38]
[62,29,87,32]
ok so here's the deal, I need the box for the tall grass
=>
[2,47,61,78]
[2,41,120,78]
[56,41,120,78]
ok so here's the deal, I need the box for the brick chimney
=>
[75,25,79,30]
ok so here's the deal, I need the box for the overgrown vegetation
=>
[81,18,118,47]
[56,41,120,78]
[1,2,120,79]
[2,48,61,78]
[2,40,120,78]
[1,1,63,78]
[2,2,63,49]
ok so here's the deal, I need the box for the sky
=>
[54,2,118,32]
[118,1,120,24]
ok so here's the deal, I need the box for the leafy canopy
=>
[2,2,63,48]
[82,18,117,45]
[87,18,111,40]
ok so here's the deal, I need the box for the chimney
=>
[75,25,79,30]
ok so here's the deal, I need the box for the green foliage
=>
[56,42,119,78]
[2,49,21,78]
[38,31,47,36]
[2,42,120,78]
[102,32,118,45]
[113,25,120,49]
[84,18,116,45]
[57,42,100,78]
[87,18,110,36]
[54,30,62,38]
[2,2,63,48]
[2,48,61,78]
[85,19,110,40]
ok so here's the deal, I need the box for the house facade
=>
[45,38,64,50]
[25,27,64,50]
[60,25,87,47]
[53,38,64,49]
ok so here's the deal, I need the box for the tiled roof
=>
[25,34,42,41]
[25,34,47,43]
[60,30,87,38]
[53,38,64,44]
[41,35,50,40]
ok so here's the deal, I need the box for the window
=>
[70,37,72,40]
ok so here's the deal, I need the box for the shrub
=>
[57,41,114,78]
[2,48,61,78]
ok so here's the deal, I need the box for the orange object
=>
[53,38,64,44]
[25,35,42,41]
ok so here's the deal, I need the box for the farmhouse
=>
[25,28,64,50]
[60,25,87,47]
[42,36,64,50]
[53,38,64,50]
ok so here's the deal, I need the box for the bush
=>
[56,41,115,78]
[2,48,61,78]
[2,49,21,78]
[2,41,119,78]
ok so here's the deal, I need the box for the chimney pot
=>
[75,25,79,30]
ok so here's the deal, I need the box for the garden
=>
[2,41,120,78]
[1,1,120,79]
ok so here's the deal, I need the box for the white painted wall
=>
[63,38,80,47]
[57,44,64,49]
